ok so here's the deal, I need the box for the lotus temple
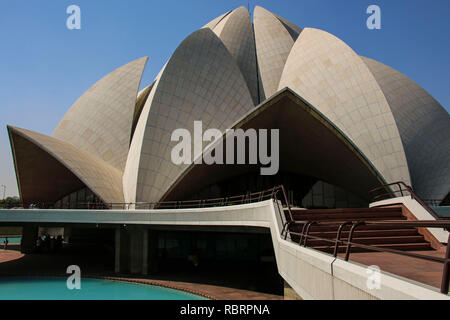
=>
[1,6,450,300]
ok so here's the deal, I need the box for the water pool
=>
[0,237,21,244]
[0,277,208,300]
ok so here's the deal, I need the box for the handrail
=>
[15,185,293,211]
[369,181,443,220]
[282,216,450,294]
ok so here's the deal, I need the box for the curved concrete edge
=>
[0,201,448,300]
[331,258,448,300]
[370,197,449,243]
[254,6,296,99]
[0,201,273,227]
[124,28,255,204]
[131,83,155,140]
[53,57,148,171]
[362,56,450,201]
[123,63,168,205]
[272,13,302,40]
[278,28,411,186]
[212,6,259,105]
[202,10,232,30]
[7,126,124,204]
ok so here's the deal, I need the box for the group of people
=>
[35,234,63,253]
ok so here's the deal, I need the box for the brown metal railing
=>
[369,181,444,220]
[19,186,288,211]
[283,217,450,294]
[280,182,450,294]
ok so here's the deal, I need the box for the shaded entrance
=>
[151,228,283,295]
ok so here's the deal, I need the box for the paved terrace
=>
[0,200,449,300]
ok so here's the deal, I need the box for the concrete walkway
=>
[340,248,447,289]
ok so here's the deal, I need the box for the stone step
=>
[308,229,419,238]
[314,242,433,254]
[305,235,425,246]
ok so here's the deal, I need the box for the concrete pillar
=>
[120,229,130,273]
[115,226,150,275]
[115,227,130,274]
[148,230,159,274]
[114,227,121,274]
[142,229,148,275]
[129,227,144,274]
[21,224,38,254]
[64,226,72,244]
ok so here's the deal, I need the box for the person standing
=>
[3,237,9,250]
[36,236,42,253]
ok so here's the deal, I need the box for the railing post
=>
[273,190,290,239]
[345,222,365,261]
[298,222,310,244]
[280,185,293,222]
[303,222,316,247]
[441,234,450,295]
[281,221,291,239]
[334,222,352,257]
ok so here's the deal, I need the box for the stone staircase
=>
[286,206,434,253]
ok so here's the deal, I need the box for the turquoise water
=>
[0,237,21,244]
[0,277,208,300]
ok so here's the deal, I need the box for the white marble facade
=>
[8,6,449,205]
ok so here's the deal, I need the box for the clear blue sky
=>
[0,0,449,197]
